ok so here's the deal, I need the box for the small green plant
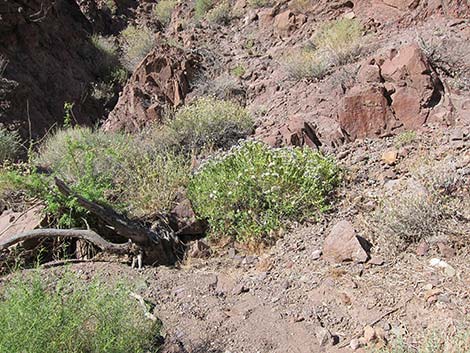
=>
[283,48,330,80]
[195,0,215,19]
[120,25,155,71]
[206,0,232,24]
[0,271,160,353]
[188,141,341,242]
[231,64,246,78]
[0,127,20,163]
[394,130,417,148]
[154,0,178,26]
[314,18,364,65]
[63,102,75,128]
[104,0,117,14]
[247,0,271,8]
[164,97,253,153]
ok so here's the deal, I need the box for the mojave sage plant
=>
[188,141,341,242]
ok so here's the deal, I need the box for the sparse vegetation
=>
[206,1,232,24]
[289,0,311,13]
[195,0,215,19]
[231,64,246,78]
[188,141,341,242]
[283,47,330,80]
[247,0,271,8]
[0,126,20,163]
[154,0,178,26]
[394,130,417,148]
[163,97,253,153]
[104,0,117,14]
[0,271,160,353]
[120,25,155,71]
[314,18,364,65]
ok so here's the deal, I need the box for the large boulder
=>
[103,44,200,132]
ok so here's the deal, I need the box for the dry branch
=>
[0,228,131,254]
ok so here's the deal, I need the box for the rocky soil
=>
[1,0,470,352]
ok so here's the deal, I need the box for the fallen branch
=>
[0,229,132,255]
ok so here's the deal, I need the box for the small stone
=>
[368,256,384,266]
[416,241,430,256]
[437,242,456,258]
[363,325,376,343]
[429,258,443,267]
[422,283,433,291]
[375,327,387,340]
[232,283,249,295]
[343,11,356,19]
[350,338,361,350]
[450,129,464,141]
[316,327,334,347]
[312,250,322,260]
[444,265,456,277]
[381,150,398,165]
[382,322,392,331]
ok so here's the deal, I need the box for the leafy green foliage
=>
[188,141,341,242]
[0,127,20,163]
[163,97,253,153]
[231,64,246,78]
[154,0,178,26]
[120,25,155,71]
[0,271,160,353]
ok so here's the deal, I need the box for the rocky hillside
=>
[0,0,469,352]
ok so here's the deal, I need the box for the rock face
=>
[338,44,444,140]
[0,0,104,137]
[323,220,370,263]
[103,44,200,132]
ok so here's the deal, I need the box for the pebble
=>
[311,250,322,260]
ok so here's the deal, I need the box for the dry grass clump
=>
[373,156,468,252]
[120,25,155,71]
[154,0,178,26]
[0,126,20,163]
[206,1,232,24]
[283,48,330,80]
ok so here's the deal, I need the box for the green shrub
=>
[247,0,271,8]
[283,48,329,80]
[104,0,117,14]
[120,25,155,71]
[195,0,215,19]
[231,64,246,78]
[206,1,231,24]
[154,0,178,26]
[31,127,190,224]
[394,130,417,148]
[314,18,364,65]
[188,141,341,242]
[164,97,253,153]
[0,271,160,353]
[0,127,20,163]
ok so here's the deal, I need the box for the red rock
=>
[274,10,295,32]
[416,241,430,256]
[338,85,396,140]
[437,242,456,258]
[323,220,370,263]
[103,43,200,132]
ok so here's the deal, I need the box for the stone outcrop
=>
[0,0,104,137]
[338,44,445,140]
[103,44,200,132]
[323,220,370,263]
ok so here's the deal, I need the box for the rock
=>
[274,10,295,32]
[437,242,456,258]
[368,256,384,266]
[311,250,322,260]
[381,150,398,165]
[416,241,430,256]
[363,325,376,343]
[338,85,396,140]
[323,220,370,263]
[444,265,456,277]
[316,327,334,347]
[104,43,200,132]
[187,240,211,259]
[0,205,44,245]
[350,338,361,350]
[450,129,464,141]
[170,197,208,236]
[232,283,249,295]
[357,63,382,84]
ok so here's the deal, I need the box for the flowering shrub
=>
[188,141,341,242]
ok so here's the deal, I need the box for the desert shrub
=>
[314,18,364,65]
[0,271,160,353]
[289,0,311,13]
[283,48,329,80]
[231,64,246,78]
[188,141,341,242]
[154,0,178,26]
[394,130,417,148]
[120,25,155,71]
[247,0,271,8]
[104,0,117,14]
[195,0,215,19]
[30,127,190,224]
[0,127,20,163]
[164,97,253,153]
[373,157,467,251]
[206,1,232,24]
[90,34,120,76]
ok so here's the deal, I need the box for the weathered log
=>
[0,229,132,254]
[54,178,180,265]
